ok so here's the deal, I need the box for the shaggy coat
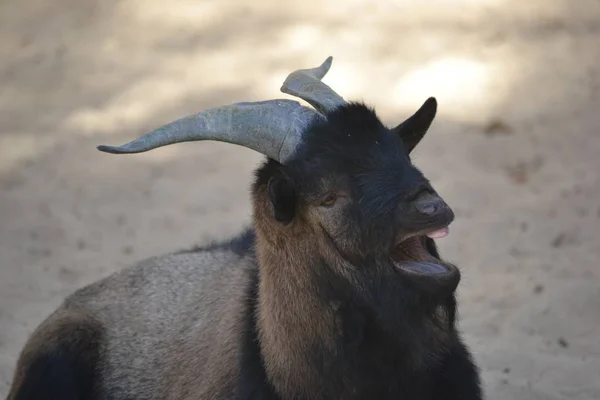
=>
[8,102,482,400]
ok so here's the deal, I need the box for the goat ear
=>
[267,175,296,224]
[393,97,437,154]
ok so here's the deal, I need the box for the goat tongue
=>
[426,227,449,239]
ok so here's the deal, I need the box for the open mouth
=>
[390,227,457,280]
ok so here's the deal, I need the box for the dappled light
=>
[393,56,496,121]
[1,0,600,398]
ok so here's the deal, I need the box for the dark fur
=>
[10,348,97,400]
[8,101,482,400]
[241,103,481,399]
[237,265,281,400]
[177,228,256,257]
[235,238,481,399]
[8,312,103,400]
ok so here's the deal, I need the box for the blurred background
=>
[1,0,599,398]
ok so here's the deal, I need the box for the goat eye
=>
[320,193,338,207]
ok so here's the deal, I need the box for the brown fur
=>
[253,172,456,398]
[8,310,103,399]
[7,100,481,399]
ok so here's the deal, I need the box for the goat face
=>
[259,98,459,302]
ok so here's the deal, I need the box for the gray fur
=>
[62,248,251,399]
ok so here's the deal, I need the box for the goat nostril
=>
[416,201,438,215]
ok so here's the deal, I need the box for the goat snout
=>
[413,193,447,216]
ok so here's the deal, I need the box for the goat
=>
[7,57,482,400]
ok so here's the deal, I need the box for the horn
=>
[96,99,321,163]
[280,56,347,114]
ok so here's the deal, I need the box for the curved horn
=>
[280,56,347,114]
[97,100,321,163]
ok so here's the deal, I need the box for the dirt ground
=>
[1,0,599,398]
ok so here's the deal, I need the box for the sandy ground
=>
[1,0,599,398]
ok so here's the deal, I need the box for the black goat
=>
[7,57,482,400]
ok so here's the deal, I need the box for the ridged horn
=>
[96,99,321,163]
[280,56,346,114]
